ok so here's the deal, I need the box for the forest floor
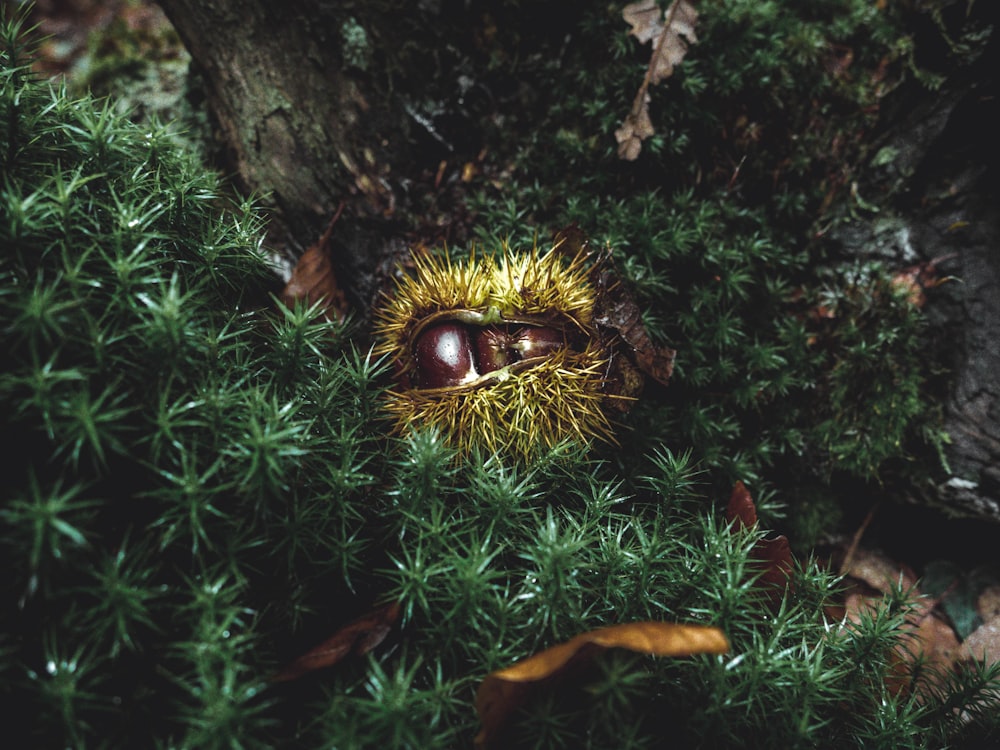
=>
[21,0,1000,700]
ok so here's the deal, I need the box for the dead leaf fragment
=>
[885,601,962,698]
[271,601,401,682]
[841,546,918,594]
[724,482,794,603]
[622,0,664,44]
[281,207,349,321]
[617,0,699,160]
[590,253,676,386]
[835,547,971,699]
[978,584,1000,622]
[624,0,699,85]
[724,479,758,527]
[962,617,1000,666]
[475,621,728,748]
[615,93,655,161]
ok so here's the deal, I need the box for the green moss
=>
[806,264,949,480]
[460,0,953,500]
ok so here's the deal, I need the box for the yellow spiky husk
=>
[374,244,612,458]
[382,347,613,457]
[375,244,596,357]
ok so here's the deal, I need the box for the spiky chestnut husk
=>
[374,244,620,458]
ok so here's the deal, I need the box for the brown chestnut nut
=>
[473,325,568,375]
[413,323,478,388]
[473,326,513,375]
[509,326,566,360]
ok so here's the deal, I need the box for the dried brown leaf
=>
[978,584,1000,622]
[962,617,1000,666]
[957,584,1000,666]
[617,0,700,161]
[835,548,973,699]
[888,608,962,698]
[280,208,349,321]
[627,0,698,85]
[271,601,401,682]
[724,480,758,528]
[475,621,728,748]
[622,0,664,44]
[837,584,961,699]
[724,481,794,603]
[842,547,919,595]
[590,253,676,386]
[614,94,655,161]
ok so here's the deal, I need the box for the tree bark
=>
[155,0,401,310]
[830,27,1000,521]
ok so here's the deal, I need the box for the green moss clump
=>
[1,13,383,747]
[460,0,954,502]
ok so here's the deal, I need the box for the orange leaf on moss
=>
[475,621,729,748]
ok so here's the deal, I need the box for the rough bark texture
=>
[831,28,1000,521]
[155,0,402,312]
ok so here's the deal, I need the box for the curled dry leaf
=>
[617,0,700,161]
[622,0,664,44]
[614,92,655,162]
[280,207,349,321]
[624,0,699,85]
[549,229,675,408]
[271,601,401,682]
[475,621,728,748]
[724,479,758,528]
[724,481,794,602]
[589,250,676,388]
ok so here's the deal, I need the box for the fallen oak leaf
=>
[271,601,401,682]
[474,621,728,748]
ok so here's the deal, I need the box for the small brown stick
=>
[839,501,880,577]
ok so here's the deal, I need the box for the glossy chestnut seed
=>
[414,323,478,388]
[473,326,513,375]
[509,326,566,360]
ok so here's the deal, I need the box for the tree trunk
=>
[830,28,1000,521]
[155,0,402,310]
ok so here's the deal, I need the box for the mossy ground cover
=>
[3,3,998,748]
